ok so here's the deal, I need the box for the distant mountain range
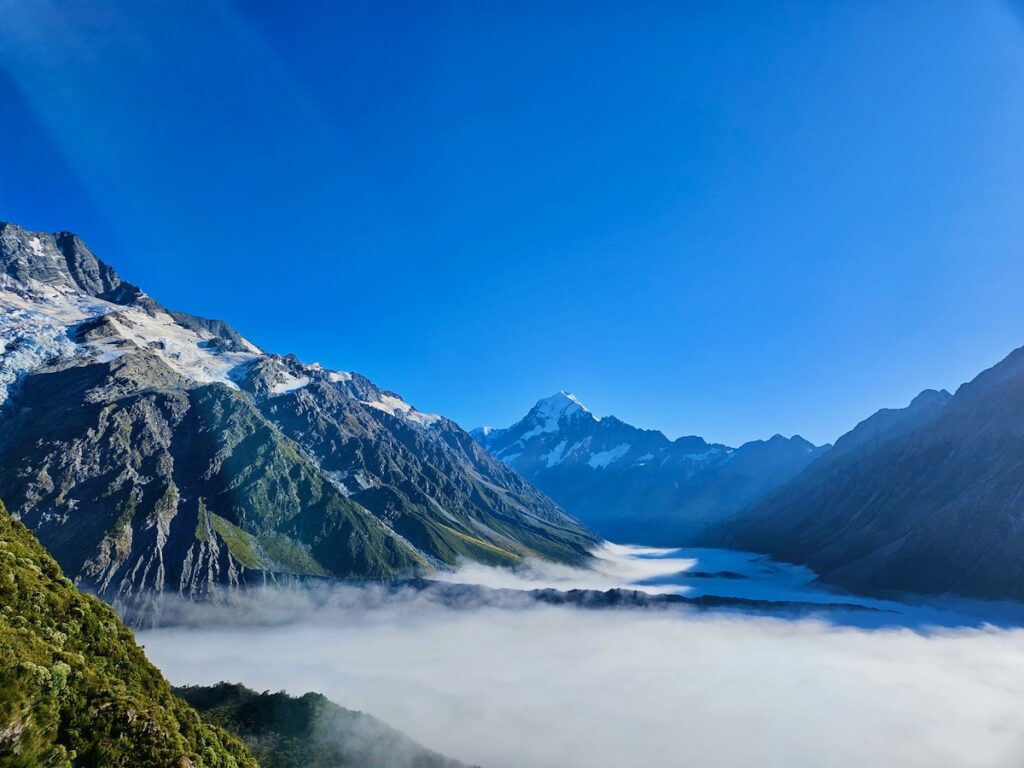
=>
[474,360,1024,603]
[6,220,1024,606]
[0,222,595,600]
[471,392,827,543]
[705,348,1024,602]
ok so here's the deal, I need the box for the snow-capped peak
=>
[531,391,592,420]
[516,391,597,440]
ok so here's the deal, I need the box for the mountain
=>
[0,502,471,768]
[0,501,258,767]
[472,392,827,544]
[0,222,595,601]
[816,387,951,465]
[708,349,1024,601]
[176,683,471,768]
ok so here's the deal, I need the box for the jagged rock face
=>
[472,392,827,544]
[0,222,595,599]
[707,353,1024,601]
[256,379,592,565]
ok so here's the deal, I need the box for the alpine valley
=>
[474,365,1024,603]
[6,6,1024,767]
[471,392,828,544]
[0,222,596,603]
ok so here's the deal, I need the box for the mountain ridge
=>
[0,221,596,601]
[472,391,827,544]
[176,682,473,768]
[705,347,1024,601]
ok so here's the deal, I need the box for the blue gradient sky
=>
[2,1,1023,445]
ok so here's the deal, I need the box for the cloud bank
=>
[139,584,1024,768]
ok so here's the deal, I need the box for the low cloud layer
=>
[434,543,701,595]
[140,583,1024,768]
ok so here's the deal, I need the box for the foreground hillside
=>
[473,392,825,543]
[0,501,257,767]
[0,503,471,767]
[0,222,595,599]
[710,348,1024,601]
[177,683,471,768]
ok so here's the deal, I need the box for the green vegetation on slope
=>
[0,360,423,598]
[0,503,258,767]
[176,682,470,768]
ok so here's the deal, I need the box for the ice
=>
[587,443,630,468]
[365,394,442,428]
[270,372,310,394]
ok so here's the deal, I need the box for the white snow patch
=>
[544,440,569,468]
[328,371,353,383]
[0,281,111,405]
[0,275,261,394]
[240,338,262,354]
[683,449,722,462]
[27,236,48,258]
[270,372,310,394]
[519,391,596,440]
[365,394,442,428]
[91,309,259,386]
[0,303,77,405]
[587,443,630,469]
[323,470,353,497]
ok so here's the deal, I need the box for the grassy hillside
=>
[177,682,471,768]
[0,501,258,767]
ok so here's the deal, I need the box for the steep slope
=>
[710,351,1024,601]
[0,222,595,600]
[816,387,951,465]
[0,502,258,767]
[473,392,826,544]
[176,683,471,768]
[0,357,422,600]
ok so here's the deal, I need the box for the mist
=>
[139,577,1024,768]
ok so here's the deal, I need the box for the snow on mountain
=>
[0,280,267,395]
[473,392,828,545]
[269,371,311,394]
[0,224,268,400]
[587,443,631,469]
[516,391,595,440]
[88,308,262,386]
[0,221,597,599]
[0,297,77,405]
[364,393,442,427]
[533,390,593,421]
[0,224,444,431]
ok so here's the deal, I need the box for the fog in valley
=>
[138,548,1024,768]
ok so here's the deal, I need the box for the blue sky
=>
[2,1,1023,445]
